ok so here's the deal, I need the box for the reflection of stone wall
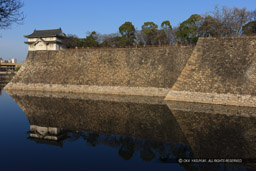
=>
[168,102,256,159]
[10,92,187,144]
[165,37,256,106]
[5,46,193,96]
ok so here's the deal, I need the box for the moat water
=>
[0,85,256,171]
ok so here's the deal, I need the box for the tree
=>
[161,20,172,31]
[231,7,251,35]
[64,34,80,48]
[155,30,167,45]
[251,10,256,21]
[99,32,122,47]
[0,0,24,29]
[242,21,256,35]
[82,31,99,47]
[176,14,202,44]
[119,21,135,46]
[159,20,173,45]
[141,22,158,45]
[101,36,122,47]
[198,15,221,37]
[134,29,145,46]
[209,6,251,36]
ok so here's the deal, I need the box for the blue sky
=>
[0,0,256,62]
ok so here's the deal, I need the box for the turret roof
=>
[24,28,64,38]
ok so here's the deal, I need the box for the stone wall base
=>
[4,83,169,97]
[165,90,256,107]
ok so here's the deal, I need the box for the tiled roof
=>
[24,28,64,38]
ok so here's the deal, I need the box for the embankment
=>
[165,37,256,107]
[5,46,193,96]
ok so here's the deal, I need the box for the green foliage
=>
[119,22,135,46]
[242,21,256,35]
[64,34,80,48]
[142,22,158,35]
[159,20,172,45]
[63,6,254,48]
[15,65,21,71]
[176,14,202,44]
[155,30,167,45]
[141,22,158,45]
[82,31,99,47]
[198,15,221,37]
[161,20,172,31]
[64,32,99,48]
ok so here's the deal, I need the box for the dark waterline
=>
[0,88,255,171]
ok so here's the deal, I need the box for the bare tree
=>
[99,32,121,47]
[210,6,251,36]
[0,0,24,29]
[232,7,251,35]
[99,32,121,41]
[250,9,256,21]
[134,29,145,46]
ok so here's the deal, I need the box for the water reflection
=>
[8,90,190,162]
[9,91,187,143]
[167,101,256,159]
[6,90,256,169]
[167,101,256,169]
[0,73,14,89]
[0,73,15,95]
[0,82,5,95]
[64,131,192,162]
[28,125,67,146]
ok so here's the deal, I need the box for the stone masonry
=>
[5,37,256,106]
[5,46,193,96]
[165,37,256,107]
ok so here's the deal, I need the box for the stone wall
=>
[165,37,256,106]
[5,46,193,96]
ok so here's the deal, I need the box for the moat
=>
[1,84,256,171]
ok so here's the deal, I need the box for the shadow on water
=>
[5,90,256,170]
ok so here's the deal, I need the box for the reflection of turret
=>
[27,125,67,147]
[28,125,66,141]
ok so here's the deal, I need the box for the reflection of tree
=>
[172,144,193,159]
[118,137,135,160]
[140,148,156,162]
[83,133,99,147]
[68,132,100,147]
[66,131,192,162]
[68,132,84,142]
